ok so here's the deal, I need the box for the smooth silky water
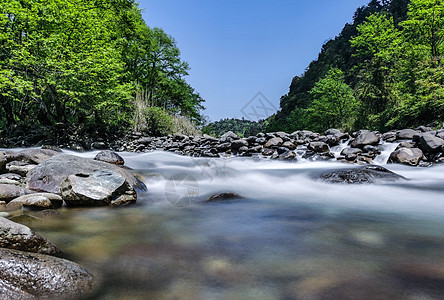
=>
[27,151,444,299]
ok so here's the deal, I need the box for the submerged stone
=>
[319,165,405,184]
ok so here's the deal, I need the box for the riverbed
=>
[22,151,444,299]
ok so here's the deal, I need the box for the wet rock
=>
[61,169,137,207]
[262,148,274,156]
[27,154,146,194]
[282,141,296,150]
[396,129,419,140]
[0,248,93,299]
[278,150,297,161]
[418,134,444,153]
[94,150,125,165]
[219,131,239,143]
[396,141,415,149]
[389,147,423,166]
[6,193,62,211]
[351,131,380,148]
[341,148,362,156]
[216,143,231,152]
[207,192,244,202]
[325,128,342,136]
[0,217,59,255]
[91,141,107,149]
[5,148,60,165]
[0,184,30,202]
[0,173,22,185]
[264,137,283,148]
[308,141,329,153]
[231,139,249,150]
[319,165,405,184]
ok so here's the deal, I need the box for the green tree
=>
[306,68,357,131]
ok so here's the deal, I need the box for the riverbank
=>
[4,125,444,167]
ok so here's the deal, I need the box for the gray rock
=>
[0,248,93,299]
[255,137,267,144]
[382,131,397,142]
[219,131,239,143]
[216,143,231,152]
[5,149,60,165]
[282,141,297,150]
[308,141,330,153]
[278,150,297,161]
[27,154,146,194]
[6,193,63,211]
[60,169,137,207]
[206,192,244,202]
[325,128,342,136]
[418,134,444,153]
[0,217,59,255]
[396,129,419,140]
[91,141,107,149]
[319,165,405,184]
[351,131,380,148]
[264,137,283,148]
[231,139,249,150]
[416,125,433,132]
[262,148,275,156]
[341,148,363,156]
[388,148,423,166]
[0,184,30,202]
[6,162,36,176]
[0,151,6,173]
[94,150,125,165]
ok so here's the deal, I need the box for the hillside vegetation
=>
[0,0,204,142]
[267,0,443,133]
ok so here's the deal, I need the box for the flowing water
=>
[15,151,444,299]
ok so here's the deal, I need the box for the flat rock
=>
[0,248,93,299]
[319,166,405,184]
[61,169,137,207]
[389,148,423,166]
[94,150,125,165]
[27,154,146,194]
[6,163,36,176]
[6,193,63,211]
[0,217,59,255]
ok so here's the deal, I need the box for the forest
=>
[267,0,444,133]
[0,0,204,140]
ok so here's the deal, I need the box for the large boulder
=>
[388,148,423,166]
[27,154,146,194]
[94,150,125,165]
[418,134,444,153]
[0,248,93,299]
[0,217,59,255]
[60,169,137,207]
[319,165,405,184]
[351,131,380,148]
[231,139,249,150]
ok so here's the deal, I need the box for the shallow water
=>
[13,151,444,299]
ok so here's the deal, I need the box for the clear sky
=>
[138,0,370,122]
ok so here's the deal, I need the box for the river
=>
[22,150,444,299]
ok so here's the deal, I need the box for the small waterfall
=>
[373,142,399,165]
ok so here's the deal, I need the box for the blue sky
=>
[138,0,370,122]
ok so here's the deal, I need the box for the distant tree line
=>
[0,0,204,139]
[267,0,444,133]
[202,118,267,138]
